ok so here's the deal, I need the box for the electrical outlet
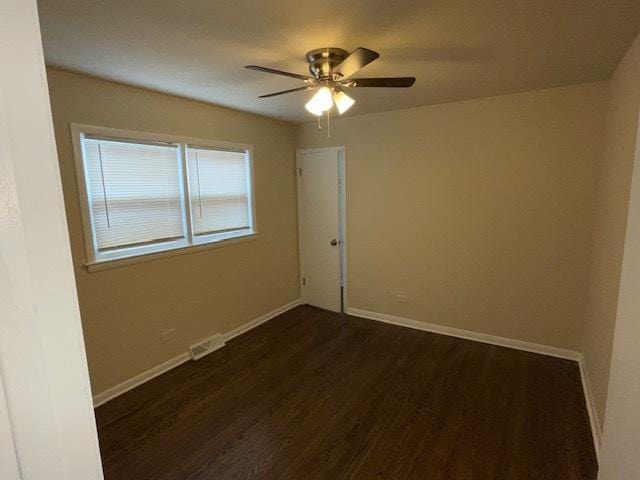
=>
[160,328,176,342]
[396,294,409,303]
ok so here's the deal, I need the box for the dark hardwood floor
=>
[95,305,597,480]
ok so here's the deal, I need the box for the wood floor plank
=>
[95,305,597,479]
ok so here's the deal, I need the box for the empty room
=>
[4,1,640,479]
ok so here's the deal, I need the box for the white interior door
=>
[297,147,344,312]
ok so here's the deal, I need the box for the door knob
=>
[330,239,338,246]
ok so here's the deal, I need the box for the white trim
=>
[86,232,258,272]
[92,353,191,407]
[346,308,581,361]
[0,1,104,477]
[347,307,603,460]
[70,123,258,269]
[92,298,301,407]
[223,298,302,342]
[338,147,348,311]
[0,373,20,480]
[72,124,254,153]
[578,355,602,463]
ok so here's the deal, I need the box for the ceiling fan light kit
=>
[246,47,415,136]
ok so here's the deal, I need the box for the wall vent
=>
[189,333,225,361]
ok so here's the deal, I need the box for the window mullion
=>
[178,143,195,245]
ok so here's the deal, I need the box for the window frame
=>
[184,143,256,247]
[70,124,257,271]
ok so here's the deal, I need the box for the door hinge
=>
[298,167,302,177]
[302,277,306,286]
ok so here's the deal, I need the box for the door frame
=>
[296,146,347,312]
[598,105,640,479]
[0,0,104,477]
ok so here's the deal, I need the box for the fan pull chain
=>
[327,109,331,139]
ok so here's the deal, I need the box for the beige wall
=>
[582,34,640,430]
[299,83,607,351]
[46,68,300,395]
[47,60,630,420]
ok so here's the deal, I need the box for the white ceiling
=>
[38,0,640,123]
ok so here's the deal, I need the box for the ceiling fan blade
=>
[245,65,313,81]
[258,86,316,98]
[331,47,380,79]
[344,77,416,88]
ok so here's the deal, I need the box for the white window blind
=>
[186,146,252,237]
[76,128,256,266]
[82,138,185,251]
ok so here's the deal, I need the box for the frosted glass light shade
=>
[305,87,333,116]
[332,90,355,114]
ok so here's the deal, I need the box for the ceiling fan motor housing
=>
[306,48,349,79]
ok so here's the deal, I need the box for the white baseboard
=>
[578,355,602,463]
[347,308,581,361]
[222,298,302,342]
[92,352,191,407]
[94,300,600,464]
[93,298,301,407]
[347,307,602,460]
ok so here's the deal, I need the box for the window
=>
[72,125,256,267]
[186,146,252,241]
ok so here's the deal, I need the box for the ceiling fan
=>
[245,47,415,117]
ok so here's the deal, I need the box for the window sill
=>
[85,233,259,273]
